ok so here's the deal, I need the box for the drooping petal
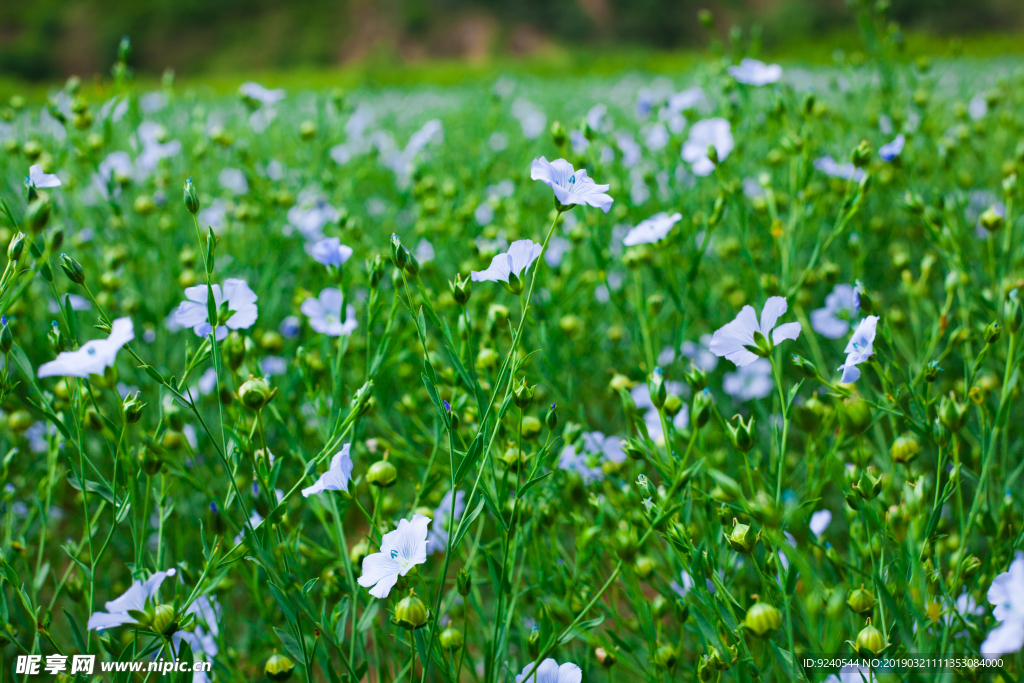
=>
[810,509,832,537]
[29,164,62,188]
[838,360,861,384]
[471,253,513,283]
[981,619,1024,657]
[507,240,543,276]
[302,445,353,497]
[300,297,325,320]
[175,301,209,328]
[357,552,401,599]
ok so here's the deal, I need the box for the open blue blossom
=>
[723,358,773,401]
[38,317,134,378]
[87,569,177,630]
[426,489,466,555]
[310,237,353,267]
[879,134,906,162]
[682,118,733,176]
[175,279,258,341]
[709,296,802,367]
[301,444,353,497]
[837,315,879,383]
[471,239,543,285]
[622,212,682,246]
[516,659,582,683]
[811,284,858,339]
[28,164,61,189]
[530,157,613,212]
[301,288,358,336]
[727,58,783,86]
[982,551,1024,656]
[358,514,431,599]
[809,509,832,537]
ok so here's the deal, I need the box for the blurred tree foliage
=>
[1,0,1020,80]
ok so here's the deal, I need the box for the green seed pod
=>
[1004,290,1022,333]
[183,177,200,214]
[692,390,713,429]
[743,599,782,637]
[595,646,616,668]
[939,393,968,433]
[684,364,707,391]
[299,120,317,139]
[663,393,683,417]
[851,139,873,168]
[393,591,428,630]
[979,207,1004,232]
[847,585,877,615]
[550,120,566,147]
[59,253,85,285]
[367,459,397,488]
[122,392,146,424]
[853,619,887,656]
[264,652,295,681]
[984,321,1002,345]
[838,395,872,435]
[923,360,940,382]
[725,519,759,554]
[457,568,472,596]
[890,435,920,465]
[521,415,542,440]
[149,604,177,635]
[224,331,246,371]
[440,627,463,650]
[8,409,35,433]
[726,414,756,453]
[527,628,541,659]
[513,377,536,409]
[238,376,275,411]
[449,273,472,305]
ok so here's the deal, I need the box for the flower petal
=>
[771,321,801,345]
[760,296,789,334]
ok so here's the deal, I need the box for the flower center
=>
[390,549,399,559]
[568,174,575,185]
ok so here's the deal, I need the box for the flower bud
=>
[0,318,12,355]
[939,393,968,433]
[449,273,472,305]
[223,331,246,371]
[853,619,887,656]
[854,468,883,499]
[692,389,713,429]
[1004,290,1022,333]
[403,250,419,277]
[59,253,85,285]
[368,254,386,288]
[563,421,582,445]
[595,646,616,668]
[527,629,541,659]
[238,375,276,411]
[979,207,1004,232]
[854,281,873,314]
[26,196,52,232]
[654,643,677,669]
[457,568,472,596]
[984,321,1002,345]
[544,403,558,430]
[923,360,940,383]
[7,232,26,261]
[504,270,524,295]
[390,234,407,270]
[743,599,782,637]
[367,458,397,488]
[648,367,667,408]
[393,590,428,630]
[791,354,818,379]
[264,652,295,681]
[851,140,872,168]
[183,177,200,214]
[725,518,759,554]
[147,604,177,635]
[551,120,566,147]
[726,414,756,452]
[122,392,146,424]
[684,364,707,392]
[440,627,463,650]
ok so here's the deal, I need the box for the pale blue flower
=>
[710,296,801,367]
[879,134,905,162]
[981,551,1024,656]
[302,444,353,497]
[723,358,773,401]
[837,315,879,383]
[811,284,858,339]
[358,514,431,598]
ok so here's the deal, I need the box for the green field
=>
[1,17,1024,683]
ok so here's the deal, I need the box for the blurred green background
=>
[2,0,1023,83]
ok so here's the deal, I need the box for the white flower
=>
[670,570,696,598]
[622,212,682,246]
[515,659,582,683]
[218,168,248,195]
[530,157,613,213]
[426,489,466,555]
[87,569,177,630]
[809,509,832,537]
[310,237,354,267]
[358,514,431,598]
[837,316,879,383]
[239,82,285,106]
[968,94,988,121]
[302,444,353,497]
[681,118,733,176]
[175,279,258,341]
[301,288,358,337]
[814,156,866,182]
[727,58,783,86]
[28,164,61,189]
[471,239,543,285]
[709,296,802,367]
[38,318,134,379]
[981,551,1024,656]
[723,358,773,402]
[879,134,905,162]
